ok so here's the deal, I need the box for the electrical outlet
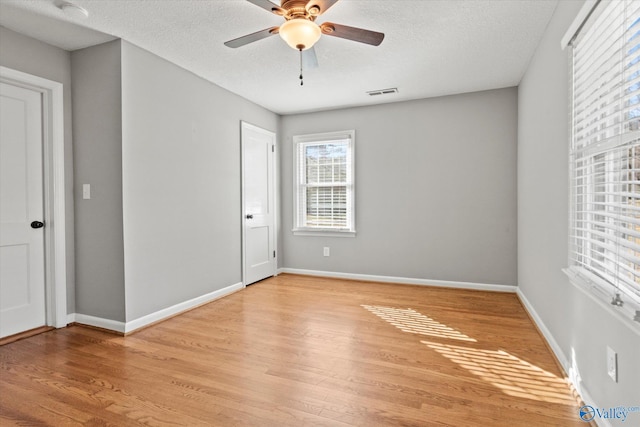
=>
[323,247,330,257]
[607,346,618,383]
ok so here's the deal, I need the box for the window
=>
[567,0,640,322]
[293,130,355,236]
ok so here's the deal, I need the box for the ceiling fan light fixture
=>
[279,18,321,51]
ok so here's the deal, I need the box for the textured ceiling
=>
[0,0,558,115]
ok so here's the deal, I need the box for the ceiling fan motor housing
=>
[281,0,319,21]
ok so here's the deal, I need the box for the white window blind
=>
[569,0,640,316]
[293,131,355,235]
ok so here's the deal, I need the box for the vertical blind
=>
[570,0,640,306]
[295,137,354,231]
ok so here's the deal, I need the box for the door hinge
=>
[272,145,275,152]
[273,250,276,258]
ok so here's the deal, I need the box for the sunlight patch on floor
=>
[422,341,575,405]
[361,305,476,342]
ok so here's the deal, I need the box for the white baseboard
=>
[516,288,608,427]
[516,289,570,368]
[124,282,243,333]
[68,282,244,335]
[278,268,517,293]
[72,313,126,334]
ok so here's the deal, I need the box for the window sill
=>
[563,267,640,335]
[292,228,356,238]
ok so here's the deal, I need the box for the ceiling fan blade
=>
[246,0,286,15]
[306,0,340,16]
[302,47,319,69]
[224,27,280,48]
[320,22,384,46]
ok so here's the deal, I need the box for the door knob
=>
[31,221,44,229]
[246,214,254,219]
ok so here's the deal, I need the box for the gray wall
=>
[120,41,278,321]
[280,88,518,286]
[518,0,640,409]
[0,26,76,313]
[71,40,126,321]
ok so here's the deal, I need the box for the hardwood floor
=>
[0,274,589,426]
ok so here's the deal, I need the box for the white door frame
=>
[0,66,67,328]
[240,121,277,286]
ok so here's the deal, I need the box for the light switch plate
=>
[82,184,90,200]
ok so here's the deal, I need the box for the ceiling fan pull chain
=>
[299,48,304,86]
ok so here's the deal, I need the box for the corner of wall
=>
[71,39,126,322]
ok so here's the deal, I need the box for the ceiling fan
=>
[224,0,384,83]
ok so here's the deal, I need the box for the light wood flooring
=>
[1,274,589,426]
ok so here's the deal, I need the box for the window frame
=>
[565,0,640,328]
[292,130,356,237]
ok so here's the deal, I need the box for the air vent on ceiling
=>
[367,88,398,96]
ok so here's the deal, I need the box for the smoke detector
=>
[59,2,89,19]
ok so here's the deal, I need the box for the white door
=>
[0,82,46,338]
[241,122,276,285]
